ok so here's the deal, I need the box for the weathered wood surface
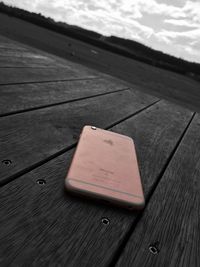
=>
[0,35,104,82]
[116,113,200,267]
[0,54,67,68]
[0,67,100,85]
[0,77,129,116]
[0,50,92,68]
[0,36,27,50]
[0,50,44,57]
[0,43,26,50]
[0,100,193,266]
[0,33,198,267]
[0,34,103,72]
[0,89,157,185]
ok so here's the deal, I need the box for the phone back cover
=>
[66,126,145,208]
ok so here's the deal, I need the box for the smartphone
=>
[65,125,145,210]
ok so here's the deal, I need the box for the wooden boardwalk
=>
[0,35,199,266]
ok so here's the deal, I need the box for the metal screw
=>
[149,244,159,255]
[37,179,46,185]
[2,159,12,165]
[101,217,110,225]
[91,126,96,130]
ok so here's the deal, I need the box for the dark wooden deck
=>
[0,35,199,266]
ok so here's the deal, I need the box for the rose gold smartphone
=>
[65,125,145,210]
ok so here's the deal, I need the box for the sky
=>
[3,0,200,63]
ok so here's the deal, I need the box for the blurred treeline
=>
[0,1,199,81]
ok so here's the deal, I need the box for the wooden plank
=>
[0,55,67,68]
[0,36,102,77]
[0,50,104,69]
[0,101,193,266]
[0,77,129,116]
[0,51,48,58]
[0,36,27,50]
[0,44,59,67]
[0,35,78,68]
[0,38,104,73]
[0,51,105,72]
[0,43,26,50]
[0,53,107,74]
[0,43,107,71]
[0,46,27,51]
[0,89,157,184]
[116,113,200,267]
[0,66,99,85]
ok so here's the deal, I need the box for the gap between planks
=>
[108,111,196,267]
[0,87,130,118]
[0,66,82,69]
[0,76,101,87]
[0,99,160,187]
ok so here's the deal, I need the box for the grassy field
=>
[0,12,200,113]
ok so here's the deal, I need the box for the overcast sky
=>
[3,0,200,63]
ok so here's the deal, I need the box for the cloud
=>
[183,1,200,23]
[32,0,154,41]
[164,19,199,27]
[156,28,200,41]
[3,0,41,11]
[131,0,186,19]
[2,0,200,62]
[175,44,200,62]
[154,27,200,62]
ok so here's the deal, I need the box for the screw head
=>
[2,159,12,165]
[149,244,159,255]
[37,179,46,185]
[91,126,97,130]
[101,217,110,225]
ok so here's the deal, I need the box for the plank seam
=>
[0,87,130,117]
[104,99,160,130]
[0,99,160,187]
[0,76,101,86]
[108,111,196,267]
[0,67,81,69]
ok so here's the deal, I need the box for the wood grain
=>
[0,35,27,50]
[116,113,200,267]
[0,101,193,266]
[110,101,193,195]
[0,46,27,52]
[0,51,97,69]
[0,57,67,68]
[0,43,25,50]
[0,34,95,72]
[0,77,129,116]
[0,35,102,73]
[0,51,49,58]
[0,89,156,184]
[0,67,100,85]
[0,36,102,80]
[0,53,67,67]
